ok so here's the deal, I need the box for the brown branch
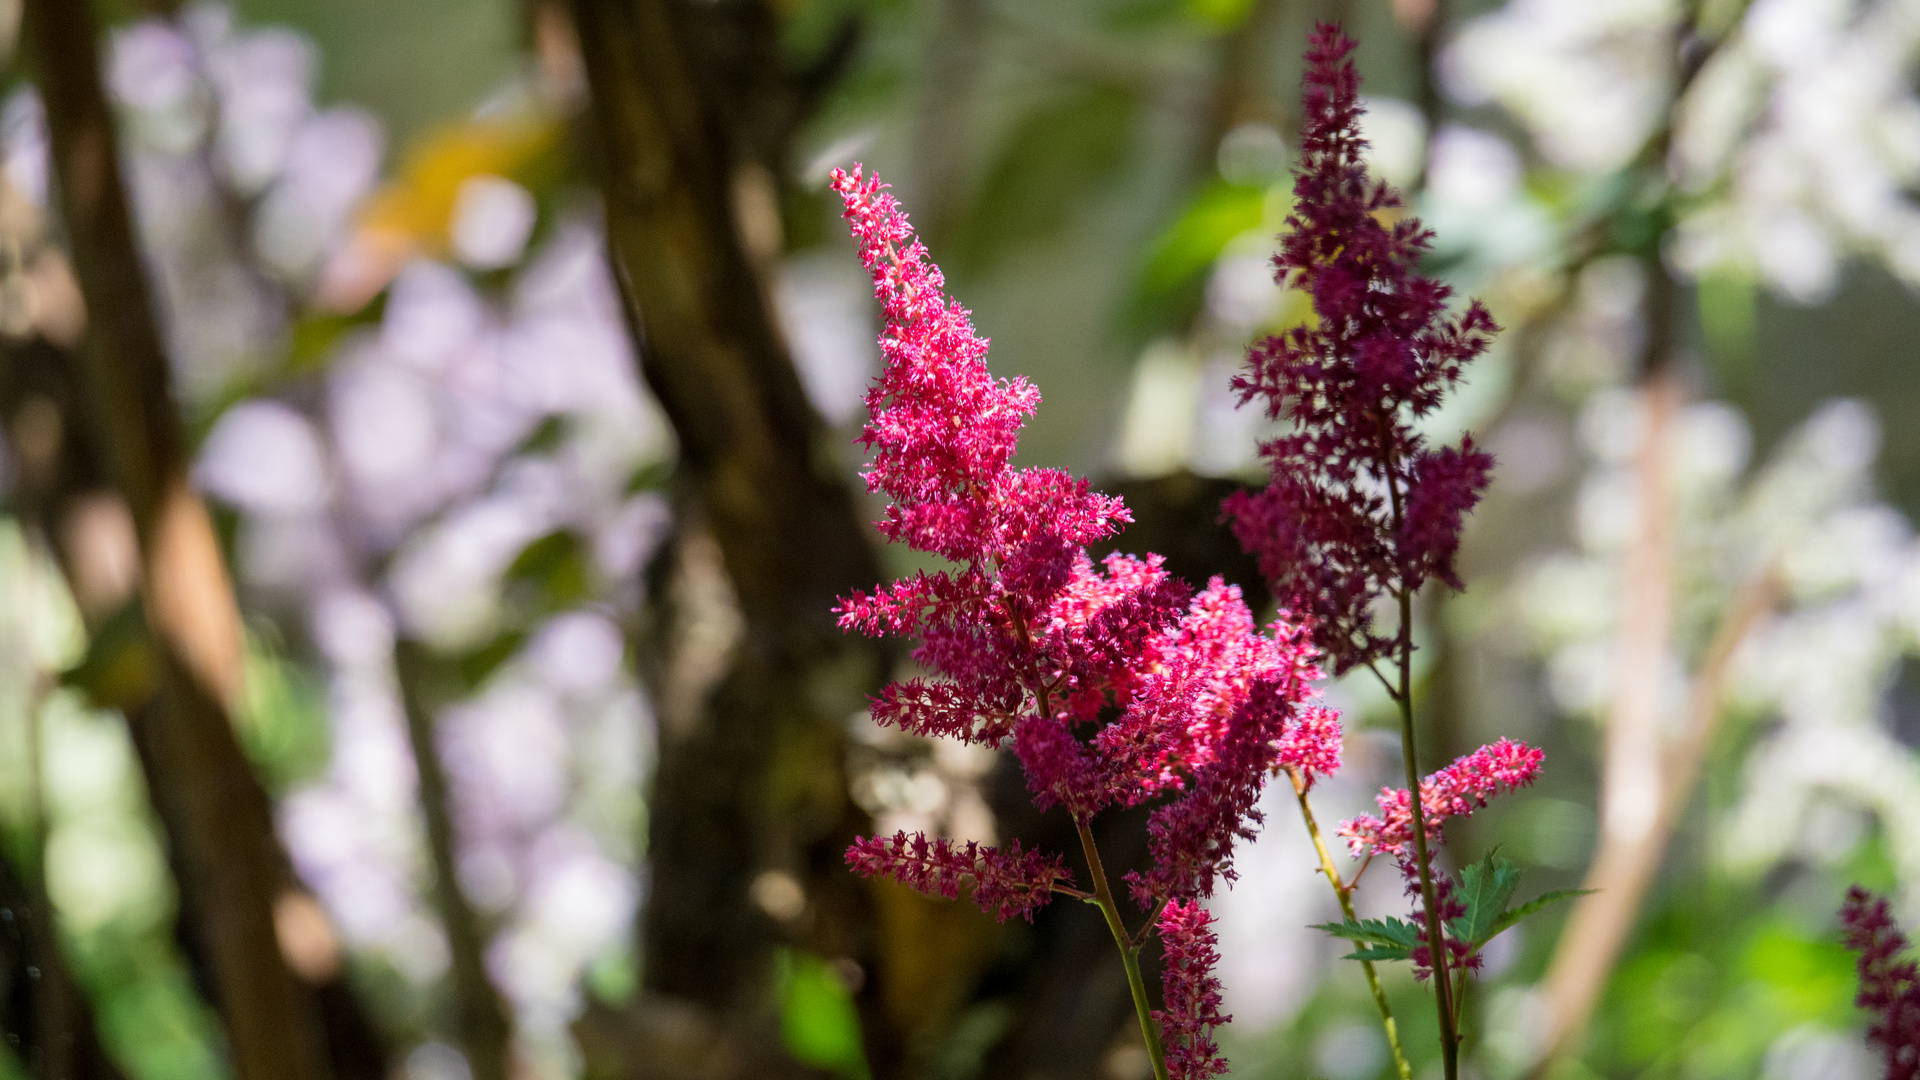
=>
[566,0,906,1074]
[394,642,516,1080]
[19,3,339,1078]
[1528,352,1679,1070]
[1531,554,1778,1071]
[0,839,128,1080]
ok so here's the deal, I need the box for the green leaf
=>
[1451,851,1523,947]
[1486,888,1595,942]
[457,629,526,689]
[1185,0,1258,29]
[504,530,592,609]
[60,599,158,711]
[1312,916,1424,962]
[1343,945,1414,962]
[1137,180,1268,300]
[778,950,870,1080]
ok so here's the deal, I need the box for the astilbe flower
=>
[831,166,1340,1079]
[845,833,1069,923]
[1155,901,1229,1080]
[1338,738,1545,858]
[1222,23,1498,675]
[1327,740,1540,983]
[1841,886,1920,1079]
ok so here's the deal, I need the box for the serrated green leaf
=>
[1454,851,1523,947]
[1312,916,1424,957]
[1487,888,1595,942]
[1343,945,1413,962]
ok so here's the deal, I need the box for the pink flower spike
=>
[1277,704,1343,787]
[831,164,1346,1067]
[829,166,1126,566]
[1155,901,1229,1080]
[1338,738,1545,857]
[845,831,1072,923]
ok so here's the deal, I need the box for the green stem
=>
[1288,768,1413,1080]
[1377,409,1459,1080]
[1396,587,1459,1080]
[1078,822,1170,1080]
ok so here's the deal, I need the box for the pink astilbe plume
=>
[1222,23,1498,674]
[846,832,1070,923]
[1277,704,1343,786]
[1155,901,1229,1080]
[1842,886,1920,1079]
[1339,738,1544,858]
[832,166,1346,1075]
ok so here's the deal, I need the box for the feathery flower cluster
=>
[1154,901,1229,1080]
[1339,738,1545,858]
[845,833,1071,923]
[1841,886,1920,1078]
[831,166,1340,1079]
[1222,23,1498,675]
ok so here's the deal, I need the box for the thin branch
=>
[393,642,516,1080]
[1530,556,1778,1072]
[1129,897,1170,951]
[1076,822,1170,1080]
[1287,767,1413,1080]
[1383,436,1458,1078]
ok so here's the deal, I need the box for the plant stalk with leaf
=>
[1226,24,1579,1079]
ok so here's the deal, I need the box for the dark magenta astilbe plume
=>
[1842,886,1920,1079]
[831,166,1342,1079]
[1223,22,1497,675]
[1399,856,1474,983]
[1155,901,1229,1079]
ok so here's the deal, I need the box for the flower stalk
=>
[1226,24,1550,1080]
[1079,822,1171,1080]
[1287,767,1412,1080]
[1393,593,1457,1077]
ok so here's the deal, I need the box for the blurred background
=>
[0,0,1916,1078]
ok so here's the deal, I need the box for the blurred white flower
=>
[198,398,332,515]
[776,252,879,427]
[451,175,538,270]
[205,25,316,192]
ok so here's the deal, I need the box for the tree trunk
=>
[567,0,906,1074]
[18,4,346,1078]
[0,847,128,1080]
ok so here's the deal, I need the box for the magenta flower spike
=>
[1842,887,1920,1078]
[1222,24,1497,677]
[830,165,1341,1080]
[1225,24,1550,1080]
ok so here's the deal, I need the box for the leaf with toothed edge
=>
[1449,849,1522,947]
[1486,888,1593,943]
[1312,916,1423,962]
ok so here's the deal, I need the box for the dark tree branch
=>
[566,0,906,1074]
[0,845,127,1080]
[18,3,342,1078]
[394,642,516,1080]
